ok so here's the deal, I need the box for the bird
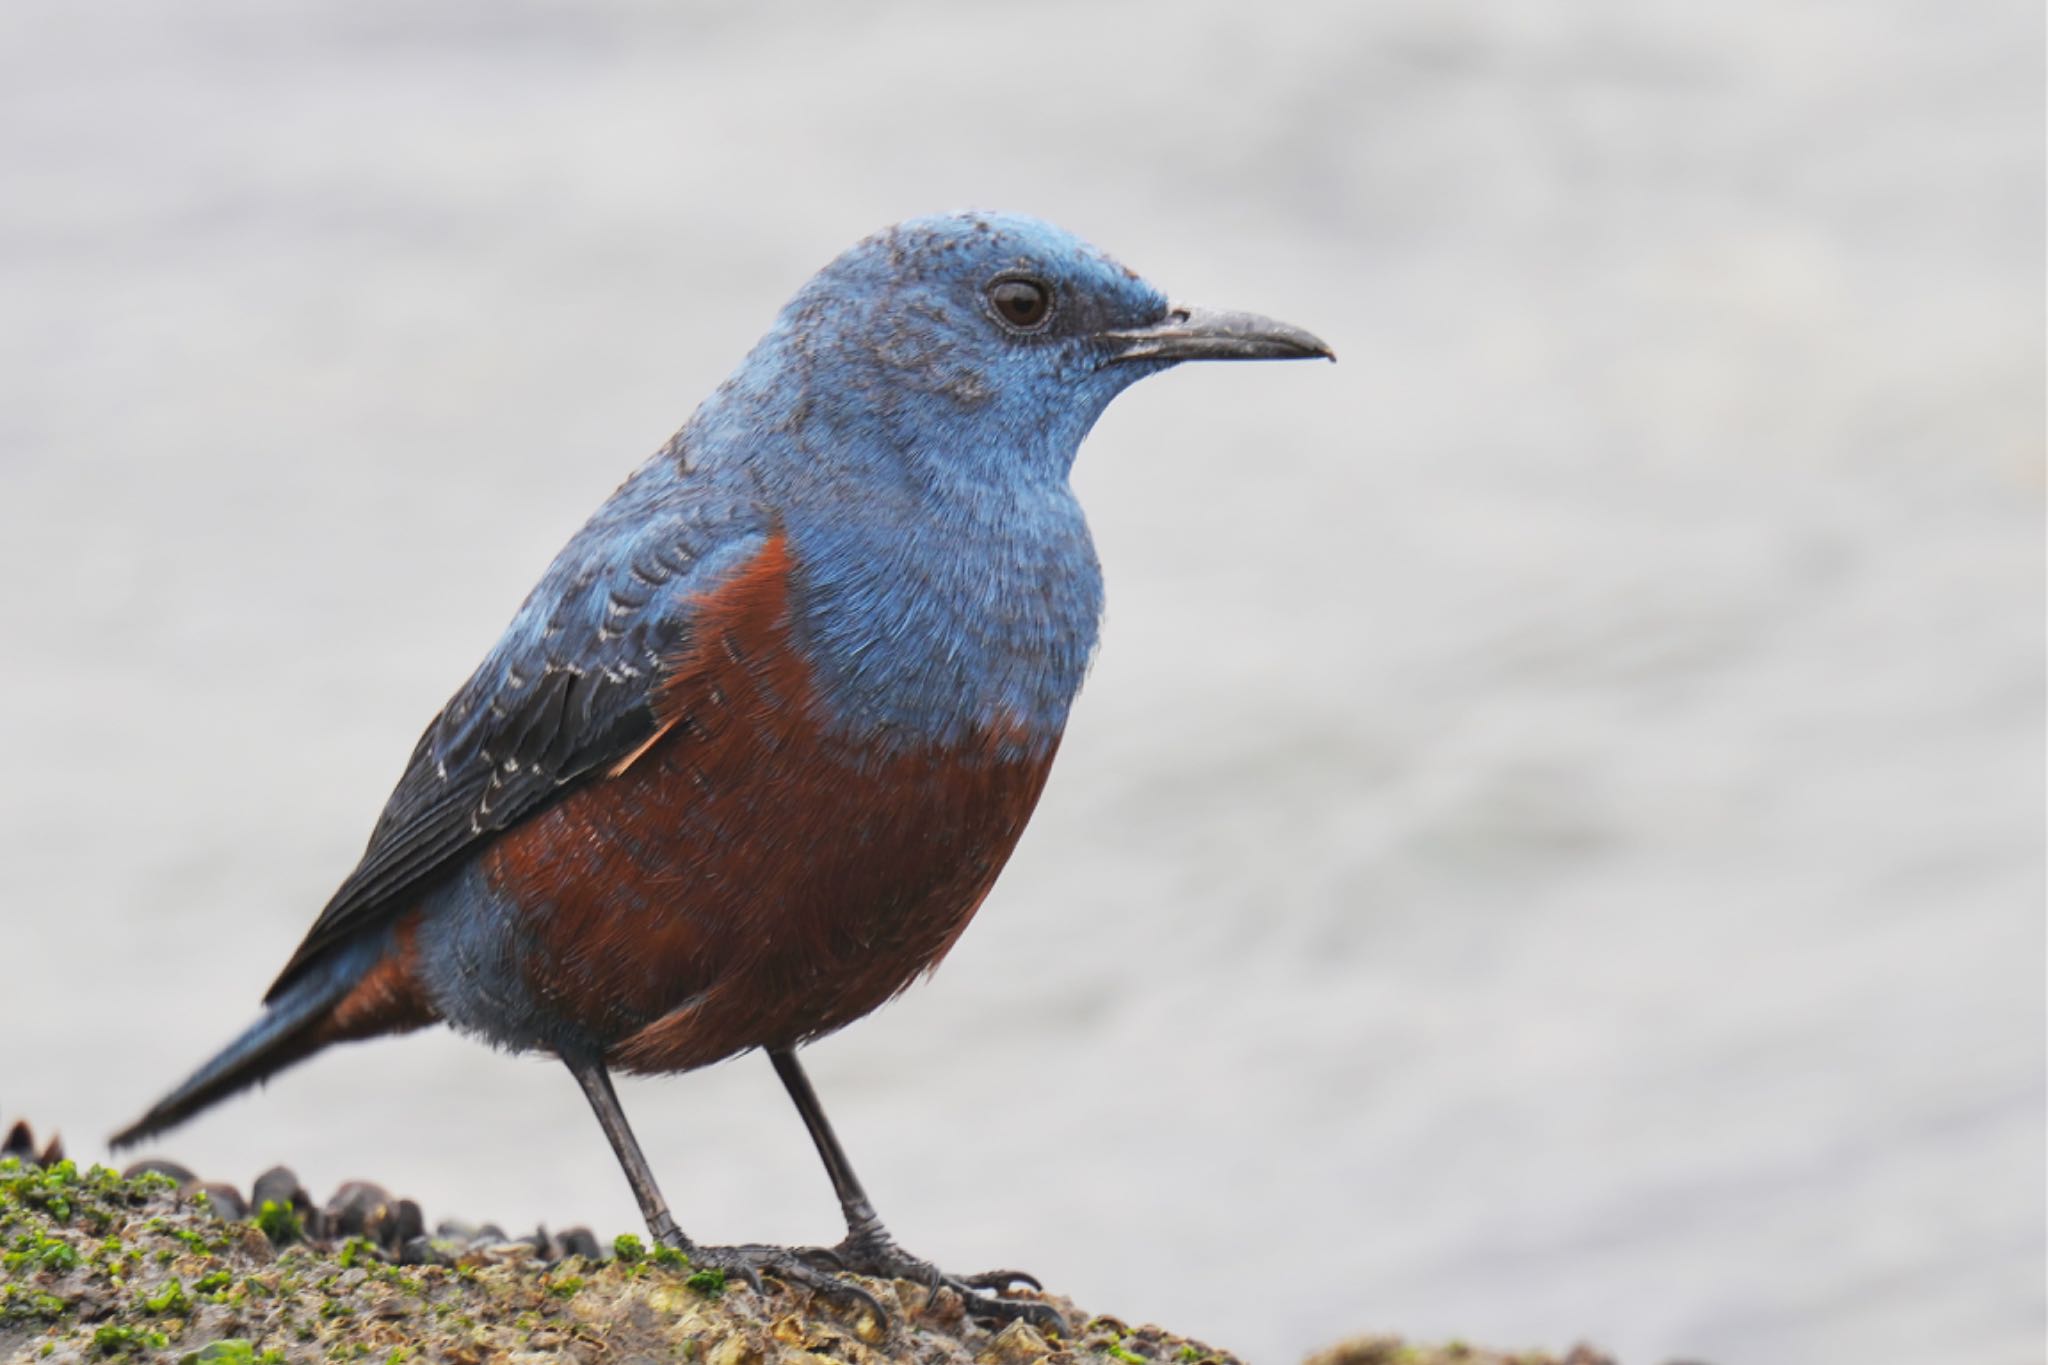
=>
[112,211,1330,1323]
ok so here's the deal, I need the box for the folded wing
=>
[266,476,765,1001]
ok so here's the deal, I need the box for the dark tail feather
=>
[109,944,373,1151]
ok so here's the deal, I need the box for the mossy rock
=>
[0,1156,1610,1364]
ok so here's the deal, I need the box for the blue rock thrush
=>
[113,211,1330,1322]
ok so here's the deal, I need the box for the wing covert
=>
[265,482,765,1000]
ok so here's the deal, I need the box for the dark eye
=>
[987,277,1052,331]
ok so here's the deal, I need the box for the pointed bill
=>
[1101,305,1333,363]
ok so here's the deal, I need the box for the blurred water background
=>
[2,3,2041,1362]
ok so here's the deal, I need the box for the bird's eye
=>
[987,277,1052,332]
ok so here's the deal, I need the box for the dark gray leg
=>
[565,1053,681,1245]
[769,1046,1062,1333]
[563,1052,881,1319]
[769,1045,889,1246]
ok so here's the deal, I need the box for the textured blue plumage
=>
[671,211,1170,740]
[529,211,1165,741]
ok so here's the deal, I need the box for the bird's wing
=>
[265,474,766,1002]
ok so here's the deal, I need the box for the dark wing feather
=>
[264,476,764,1001]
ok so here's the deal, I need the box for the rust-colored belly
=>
[475,535,1060,1073]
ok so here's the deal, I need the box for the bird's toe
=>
[677,1242,885,1324]
[819,1233,1064,1333]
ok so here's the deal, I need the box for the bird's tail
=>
[110,937,398,1151]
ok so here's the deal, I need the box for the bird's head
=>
[730,211,1331,492]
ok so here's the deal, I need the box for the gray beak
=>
[1101,305,1334,364]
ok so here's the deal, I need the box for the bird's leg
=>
[769,1047,1064,1334]
[562,1053,882,1321]
[565,1053,682,1245]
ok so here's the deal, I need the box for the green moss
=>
[125,1171,181,1198]
[683,1267,726,1297]
[1103,1343,1146,1364]
[612,1233,646,1264]
[141,1278,190,1315]
[336,1236,377,1269]
[648,1243,690,1270]
[1,1159,79,1223]
[549,1274,585,1299]
[91,1322,170,1356]
[252,1200,305,1246]
[4,1228,82,1274]
[169,1224,226,1255]
[0,1283,71,1322]
[90,1233,134,1278]
[369,1263,425,1295]
[182,1341,286,1365]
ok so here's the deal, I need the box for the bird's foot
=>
[801,1231,1065,1335]
[657,1232,886,1326]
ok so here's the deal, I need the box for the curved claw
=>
[958,1288,1066,1336]
[704,1245,767,1297]
[962,1267,1042,1293]
[790,1242,847,1272]
[778,1264,885,1324]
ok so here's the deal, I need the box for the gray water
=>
[1,4,2041,1362]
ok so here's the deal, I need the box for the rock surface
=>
[0,1130,1612,1364]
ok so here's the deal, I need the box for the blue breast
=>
[781,481,1103,752]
